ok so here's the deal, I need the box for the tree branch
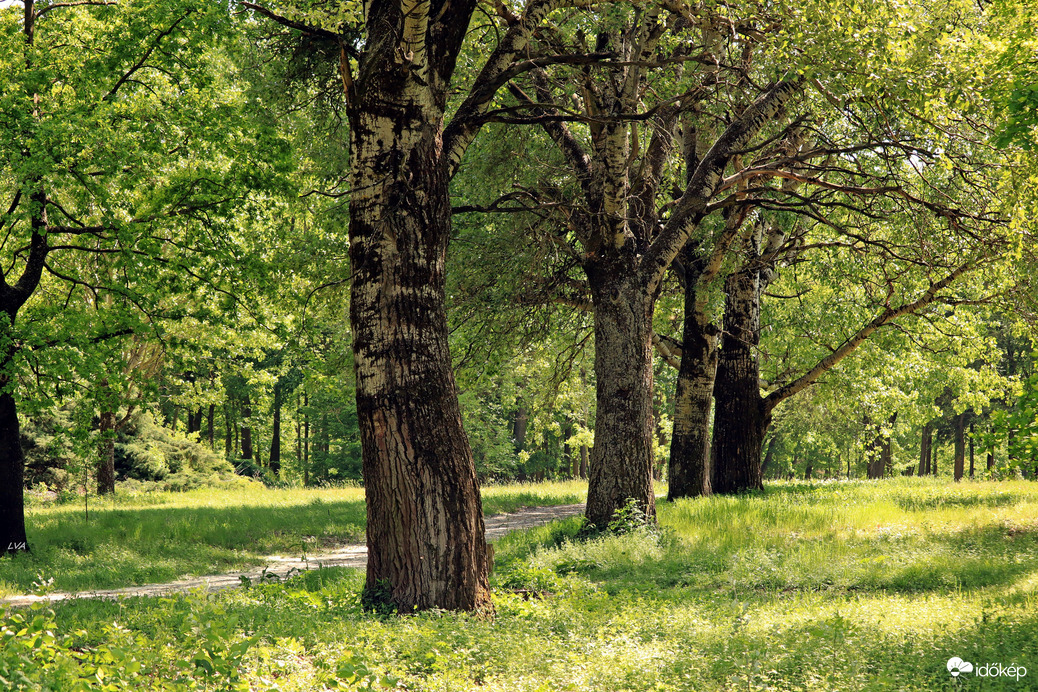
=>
[639,78,803,291]
[763,259,977,414]
[35,1,116,19]
[103,11,193,102]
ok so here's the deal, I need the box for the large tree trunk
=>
[711,269,768,494]
[584,268,657,527]
[346,18,489,611]
[667,261,717,500]
[0,388,29,555]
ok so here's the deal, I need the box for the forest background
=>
[1,0,1035,515]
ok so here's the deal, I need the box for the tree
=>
[1,0,284,553]
[471,6,801,525]
[244,0,607,611]
[657,0,1021,494]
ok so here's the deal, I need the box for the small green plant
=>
[0,604,147,691]
[605,497,655,535]
[327,651,403,690]
[175,609,256,691]
[361,578,397,615]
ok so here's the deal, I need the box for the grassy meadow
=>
[3,478,1038,690]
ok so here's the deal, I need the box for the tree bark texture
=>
[954,413,966,481]
[345,1,490,612]
[667,263,717,500]
[711,269,767,494]
[584,266,658,527]
[97,410,116,495]
[919,421,932,476]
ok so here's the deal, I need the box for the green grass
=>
[0,480,586,595]
[4,478,1038,691]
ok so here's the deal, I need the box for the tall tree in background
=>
[486,7,800,526]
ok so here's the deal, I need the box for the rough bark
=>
[584,265,658,527]
[667,260,717,500]
[711,269,768,494]
[343,0,492,612]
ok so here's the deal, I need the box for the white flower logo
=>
[947,657,974,677]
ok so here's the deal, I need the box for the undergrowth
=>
[2,478,1037,690]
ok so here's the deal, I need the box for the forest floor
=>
[0,503,586,608]
[5,478,1038,690]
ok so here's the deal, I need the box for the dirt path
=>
[2,504,585,608]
